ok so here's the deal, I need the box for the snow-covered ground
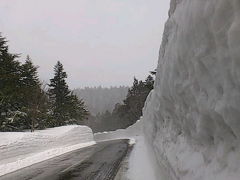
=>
[127,136,169,180]
[94,120,142,142]
[94,119,169,180]
[0,125,95,177]
[142,0,240,179]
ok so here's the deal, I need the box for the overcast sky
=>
[0,0,170,88]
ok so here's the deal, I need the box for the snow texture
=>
[94,119,142,142]
[0,125,95,177]
[94,119,169,180]
[142,0,240,180]
[127,136,169,180]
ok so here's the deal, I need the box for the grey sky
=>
[0,0,169,88]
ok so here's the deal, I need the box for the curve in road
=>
[0,139,132,180]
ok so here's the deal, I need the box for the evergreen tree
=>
[145,75,154,90]
[0,34,23,131]
[20,56,47,131]
[20,56,40,88]
[48,61,71,126]
[65,94,89,125]
[48,61,88,127]
[88,74,155,132]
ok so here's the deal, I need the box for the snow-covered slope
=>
[142,0,240,180]
[0,125,95,176]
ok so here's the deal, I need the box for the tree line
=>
[74,86,128,115]
[0,34,88,132]
[86,74,155,132]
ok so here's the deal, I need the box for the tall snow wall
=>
[142,0,240,180]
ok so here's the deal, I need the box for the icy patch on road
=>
[0,125,95,177]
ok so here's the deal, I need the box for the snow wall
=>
[142,0,240,180]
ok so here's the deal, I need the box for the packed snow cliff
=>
[142,0,240,180]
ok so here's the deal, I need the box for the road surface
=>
[0,139,131,180]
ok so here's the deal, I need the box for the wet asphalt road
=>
[0,139,131,180]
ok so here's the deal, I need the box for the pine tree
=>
[0,34,23,131]
[66,94,89,125]
[108,74,155,130]
[20,56,46,131]
[48,61,89,127]
[127,77,139,97]
[48,61,71,126]
[0,34,49,132]
[20,56,40,88]
[145,75,154,90]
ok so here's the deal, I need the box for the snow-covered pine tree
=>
[48,61,89,127]
[66,93,89,125]
[0,34,23,131]
[21,55,40,88]
[48,61,71,126]
[20,56,47,131]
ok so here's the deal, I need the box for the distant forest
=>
[83,75,155,133]
[74,86,129,115]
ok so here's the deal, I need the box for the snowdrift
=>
[142,0,240,180]
[94,119,142,142]
[94,120,169,180]
[0,125,95,176]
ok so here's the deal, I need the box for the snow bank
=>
[127,136,169,180]
[94,119,142,142]
[0,125,95,176]
[142,0,240,180]
[94,120,169,180]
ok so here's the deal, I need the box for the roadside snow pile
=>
[127,136,169,180]
[0,125,95,177]
[94,120,169,180]
[94,119,142,142]
[142,0,240,180]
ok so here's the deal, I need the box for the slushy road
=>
[0,139,131,180]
